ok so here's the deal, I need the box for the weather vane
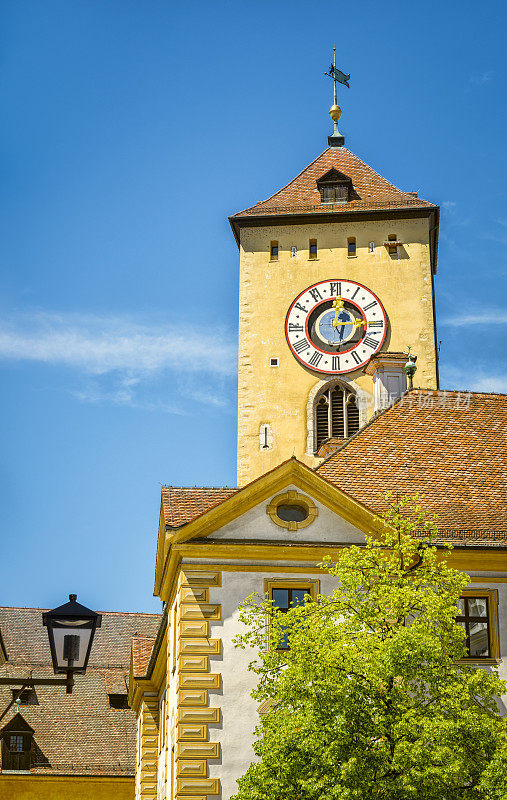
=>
[325,48,350,147]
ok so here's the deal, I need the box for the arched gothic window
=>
[315,384,359,450]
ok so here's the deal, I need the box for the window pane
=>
[10,735,24,753]
[457,598,465,613]
[469,621,489,657]
[276,504,308,522]
[468,598,488,618]
[272,589,289,610]
[291,589,307,607]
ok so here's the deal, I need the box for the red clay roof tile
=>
[232,148,435,218]
[131,636,156,678]
[317,390,507,540]
[0,607,161,776]
[161,486,238,528]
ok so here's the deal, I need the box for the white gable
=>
[210,484,366,544]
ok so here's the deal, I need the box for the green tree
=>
[233,495,507,800]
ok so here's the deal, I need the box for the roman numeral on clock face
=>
[350,351,362,365]
[329,282,341,296]
[294,302,308,314]
[363,336,379,349]
[368,320,383,328]
[308,351,323,368]
[288,323,304,332]
[309,288,323,302]
[363,301,378,311]
[331,356,340,371]
[293,338,310,354]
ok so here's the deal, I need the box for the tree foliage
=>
[233,495,507,800]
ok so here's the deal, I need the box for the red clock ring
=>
[285,278,388,374]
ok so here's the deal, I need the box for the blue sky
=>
[1,0,506,614]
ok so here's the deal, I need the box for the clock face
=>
[285,279,387,375]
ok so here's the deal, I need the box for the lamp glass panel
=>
[52,625,92,669]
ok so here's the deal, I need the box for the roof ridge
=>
[162,485,238,490]
[237,146,423,217]
[234,147,330,215]
[0,606,161,616]
[343,148,406,195]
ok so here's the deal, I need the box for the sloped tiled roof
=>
[0,606,161,776]
[131,636,156,678]
[161,486,238,528]
[232,148,435,218]
[317,390,507,541]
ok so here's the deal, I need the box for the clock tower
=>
[229,86,439,486]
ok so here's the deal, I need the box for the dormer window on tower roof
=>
[316,168,352,205]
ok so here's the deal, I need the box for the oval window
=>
[276,504,309,523]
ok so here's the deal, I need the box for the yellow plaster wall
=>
[237,216,438,485]
[0,774,133,799]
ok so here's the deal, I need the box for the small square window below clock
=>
[269,358,279,367]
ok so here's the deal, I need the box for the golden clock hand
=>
[331,296,366,329]
[331,296,345,328]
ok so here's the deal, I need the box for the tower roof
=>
[232,147,436,220]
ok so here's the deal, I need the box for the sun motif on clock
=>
[285,279,387,374]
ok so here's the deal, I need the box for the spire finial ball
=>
[329,104,342,122]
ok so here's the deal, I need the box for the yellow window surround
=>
[266,490,318,531]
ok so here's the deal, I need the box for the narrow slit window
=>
[347,237,356,257]
[387,233,398,258]
[270,241,279,261]
[309,239,318,260]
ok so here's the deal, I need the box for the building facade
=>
[230,147,439,485]
[130,114,507,800]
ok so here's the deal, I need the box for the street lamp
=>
[0,594,101,720]
[43,594,102,693]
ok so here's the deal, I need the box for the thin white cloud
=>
[0,310,237,411]
[0,311,236,376]
[441,310,507,327]
[440,364,507,395]
[470,376,507,394]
